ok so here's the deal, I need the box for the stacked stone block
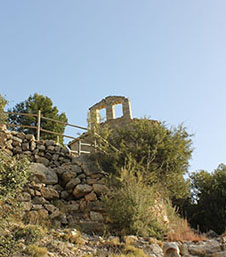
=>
[0,127,108,233]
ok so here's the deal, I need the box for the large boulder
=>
[29,163,58,185]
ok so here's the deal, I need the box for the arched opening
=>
[98,108,106,123]
[114,103,123,119]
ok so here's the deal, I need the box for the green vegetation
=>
[24,244,48,257]
[92,118,192,202]
[7,93,68,143]
[0,153,30,198]
[103,164,166,239]
[0,153,30,256]
[0,94,7,123]
[89,119,194,237]
[185,164,226,234]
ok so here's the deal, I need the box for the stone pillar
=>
[122,98,132,120]
[106,105,115,120]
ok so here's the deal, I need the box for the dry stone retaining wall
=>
[0,127,108,233]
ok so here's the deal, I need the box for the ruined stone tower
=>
[89,96,133,128]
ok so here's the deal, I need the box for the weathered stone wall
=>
[0,127,108,233]
[89,95,133,126]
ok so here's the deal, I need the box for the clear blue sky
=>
[1,0,226,173]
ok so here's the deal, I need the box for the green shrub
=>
[103,164,166,239]
[0,234,20,257]
[186,164,226,234]
[91,118,192,203]
[0,153,30,199]
[14,224,44,244]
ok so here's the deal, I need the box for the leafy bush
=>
[0,234,20,257]
[103,163,166,239]
[91,118,192,202]
[14,224,44,244]
[0,153,30,199]
[0,153,30,255]
[186,164,226,234]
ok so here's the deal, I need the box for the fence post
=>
[78,140,81,156]
[94,139,97,152]
[37,110,41,141]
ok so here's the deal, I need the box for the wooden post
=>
[37,110,41,141]
[94,139,97,152]
[56,136,59,144]
[78,140,81,156]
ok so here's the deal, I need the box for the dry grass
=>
[167,218,207,242]
[24,244,48,257]
[109,244,149,257]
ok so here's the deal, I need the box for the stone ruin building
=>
[68,96,133,153]
[89,95,133,127]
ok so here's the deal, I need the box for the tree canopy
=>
[187,164,226,234]
[8,93,68,144]
[92,118,193,202]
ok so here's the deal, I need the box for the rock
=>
[62,170,77,184]
[47,145,55,151]
[54,145,62,152]
[163,242,180,257]
[90,211,104,222]
[45,169,58,185]
[67,203,80,212]
[16,133,26,139]
[30,141,36,151]
[32,204,43,210]
[37,144,46,151]
[87,178,98,185]
[61,190,70,199]
[65,178,81,192]
[35,190,41,196]
[189,244,206,256]
[41,186,59,199]
[212,252,226,257]
[38,208,49,219]
[26,134,35,141]
[22,143,30,151]
[92,184,108,196]
[54,184,64,192]
[123,235,138,245]
[87,201,105,211]
[53,167,66,176]
[32,196,48,204]
[12,136,22,144]
[44,204,59,213]
[73,184,92,199]
[29,163,58,184]
[29,163,47,183]
[85,191,97,201]
[22,202,32,211]
[36,157,50,166]
[72,155,100,175]
[50,208,60,219]
[45,140,55,146]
